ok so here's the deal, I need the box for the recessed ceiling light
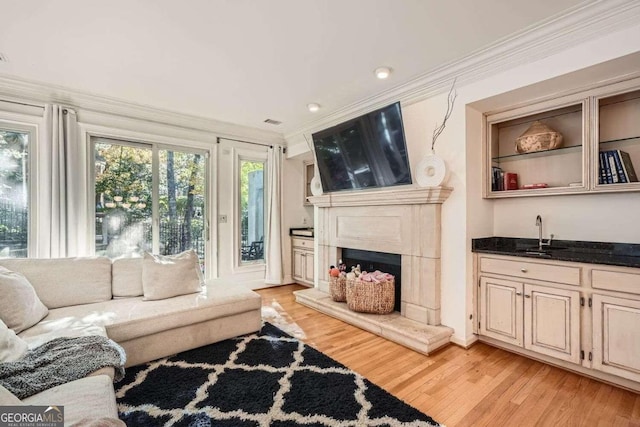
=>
[374,66,392,79]
[307,103,320,113]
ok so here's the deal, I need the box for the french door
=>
[92,137,208,267]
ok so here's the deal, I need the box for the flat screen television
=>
[312,102,412,193]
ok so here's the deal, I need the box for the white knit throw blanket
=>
[0,335,126,399]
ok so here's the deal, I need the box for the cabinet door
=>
[592,294,640,382]
[303,250,315,284]
[292,249,305,282]
[479,277,523,347]
[524,284,581,364]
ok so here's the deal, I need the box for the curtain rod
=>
[216,137,286,153]
[217,136,272,148]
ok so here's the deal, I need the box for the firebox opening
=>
[340,248,401,312]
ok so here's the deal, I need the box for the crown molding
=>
[0,74,285,145]
[284,0,640,145]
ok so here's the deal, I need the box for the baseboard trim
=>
[450,334,479,349]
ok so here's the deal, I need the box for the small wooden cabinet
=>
[479,276,580,364]
[484,77,640,198]
[292,236,314,286]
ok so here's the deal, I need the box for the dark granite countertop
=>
[472,237,640,268]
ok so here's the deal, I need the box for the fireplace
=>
[295,186,453,355]
[341,248,401,312]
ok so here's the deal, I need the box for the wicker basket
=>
[329,276,347,302]
[346,277,395,314]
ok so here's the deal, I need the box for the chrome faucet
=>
[536,215,553,249]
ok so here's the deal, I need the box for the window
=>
[0,128,30,258]
[239,159,264,264]
[93,138,208,268]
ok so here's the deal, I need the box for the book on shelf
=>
[601,151,613,184]
[611,150,627,184]
[599,149,638,184]
[619,150,638,182]
[491,166,503,191]
[607,151,619,183]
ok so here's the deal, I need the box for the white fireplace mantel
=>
[307,185,452,207]
[295,185,454,355]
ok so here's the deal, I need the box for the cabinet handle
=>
[516,292,522,296]
[525,294,531,298]
[520,268,528,273]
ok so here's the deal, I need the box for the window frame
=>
[232,147,268,272]
[87,132,213,275]
[0,119,38,258]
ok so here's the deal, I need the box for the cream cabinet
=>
[479,276,580,364]
[475,252,640,391]
[292,237,314,286]
[590,265,640,382]
[484,77,640,198]
[592,294,640,383]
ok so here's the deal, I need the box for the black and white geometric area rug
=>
[116,323,441,426]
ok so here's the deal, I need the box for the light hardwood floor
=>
[256,284,640,427]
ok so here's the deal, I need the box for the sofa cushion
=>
[0,384,22,405]
[0,267,49,333]
[0,257,112,309]
[23,375,119,425]
[19,284,261,343]
[19,323,108,350]
[112,257,143,297]
[0,319,28,362]
[142,250,203,301]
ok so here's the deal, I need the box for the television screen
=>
[312,102,412,193]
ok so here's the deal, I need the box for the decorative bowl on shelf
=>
[515,121,563,154]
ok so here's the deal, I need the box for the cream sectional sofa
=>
[0,255,263,425]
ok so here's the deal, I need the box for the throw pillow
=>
[0,319,28,362]
[0,266,48,333]
[141,250,204,301]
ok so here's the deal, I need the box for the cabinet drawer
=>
[592,268,640,294]
[292,237,313,249]
[480,256,581,286]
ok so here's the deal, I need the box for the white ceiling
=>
[0,0,592,135]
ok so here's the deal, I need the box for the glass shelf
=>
[492,143,582,162]
[599,135,640,146]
